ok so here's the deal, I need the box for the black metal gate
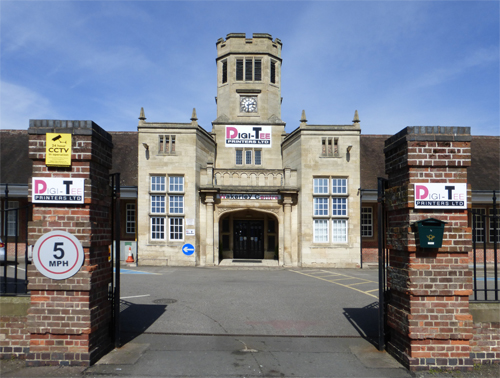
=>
[109,173,121,347]
[1,184,32,295]
[470,190,499,302]
[377,177,389,351]
[233,220,264,259]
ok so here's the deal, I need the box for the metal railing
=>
[470,190,499,302]
[1,185,32,295]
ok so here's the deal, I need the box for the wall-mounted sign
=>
[32,178,85,204]
[46,133,72,167]
[225,126,272,147]
[218,194,281,200]
[33,231,84,280]
[182,243,195,256]
[186,229,195,236]
[414,183,467,209]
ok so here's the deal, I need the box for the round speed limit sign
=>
[33,231,84,280]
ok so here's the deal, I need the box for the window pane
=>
[151,195,166,213]
[236,59,243,80]
[270,61,276,83]
[126,203,136,234]
[151,176,165,192]
[6,201,19,237]
[254,59,261,81]
[169,217,183,240]
[332,219,347,243]
[222,60,227,83]
[151,217,165,240]
[313,197,329,216]
[332,178,347,194]
[236,150,243,165]
[314,219,328,242]
[245,59,253,80]
[169,195,184,214]
[245,150,252,165]
[313,178,328,194]
[473,209,486,243]
[169,176,184,192]
[361,207,373,237]
[489,209,499,243]
[332,198,347,216]
[255,150,262,165]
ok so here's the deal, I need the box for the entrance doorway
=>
[233,220,264,259]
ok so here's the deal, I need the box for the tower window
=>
[236,59,244,81]
[270,60,276,84]
[159,135,176,154]
[254,59,262,81]
[222,60,227,84]
[236,58,262,82]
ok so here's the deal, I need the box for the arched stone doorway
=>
[219,209,279,262]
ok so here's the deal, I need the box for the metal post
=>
[114,174,121,348]
[492,191,498,300]
[377,177,387,351]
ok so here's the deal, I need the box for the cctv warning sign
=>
[46,133,72,167]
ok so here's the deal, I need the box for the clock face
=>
[240,97,257,113]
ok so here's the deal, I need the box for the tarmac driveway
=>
[117,267,380,341]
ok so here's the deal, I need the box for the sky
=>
[1,0,499,136]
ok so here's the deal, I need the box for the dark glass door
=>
[233,220,264,259]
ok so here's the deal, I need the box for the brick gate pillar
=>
[26,120,113,366]
[384,127,473,372]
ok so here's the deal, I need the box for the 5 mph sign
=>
[33,231,85,280]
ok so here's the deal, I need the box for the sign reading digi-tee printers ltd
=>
[32,178,85,204]
[414,183,467,209]
[225,126,272,147]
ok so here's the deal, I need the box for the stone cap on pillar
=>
[384,126,471,153]
[28,119,112,146]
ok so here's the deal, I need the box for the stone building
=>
[137,33,361,267]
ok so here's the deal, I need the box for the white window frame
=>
[313,219,329,243]
[473,209,486,243]
[169,176,184,192]
[361,207,373,238]
[169,217,184,241]
[332,219,348,243]
[151,217,166,240]
[245,150,252,165]
[236,149,243,165]
[255,150,262,165]
[169,195,184,214]
[489,208,499,243]
[151,195,166,214]
[313,177,349,244]
[5,201,19,237]
[126,203,136,234]
[151,176,166,192]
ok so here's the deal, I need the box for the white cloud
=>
[0,81,60,129]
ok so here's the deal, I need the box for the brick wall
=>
[26,121,113,367]
[384,127,475,371]
[0,297,30,360]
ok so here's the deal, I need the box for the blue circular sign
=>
[182,243,195,256]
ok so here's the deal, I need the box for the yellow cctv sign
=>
[46,133,72,167]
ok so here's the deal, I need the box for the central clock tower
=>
[213,33,285,169]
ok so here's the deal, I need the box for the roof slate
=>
[1,130,498,191]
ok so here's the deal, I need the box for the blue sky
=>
[1,0,498,136]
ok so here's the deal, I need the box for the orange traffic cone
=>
[126,246,134,263]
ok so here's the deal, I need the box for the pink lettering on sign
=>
[226,127,238,139]
[34,180,47,194]
[415,185,429,200]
